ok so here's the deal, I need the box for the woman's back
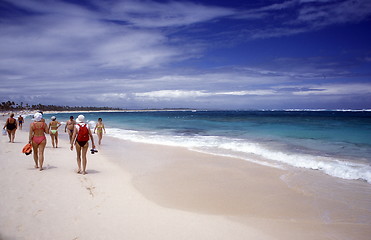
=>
[32,122,46,136]
[7,117,16,124]
[50,121,59,129]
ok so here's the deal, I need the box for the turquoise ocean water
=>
[44,110,371,183]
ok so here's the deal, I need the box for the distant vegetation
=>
[0,101,122,111]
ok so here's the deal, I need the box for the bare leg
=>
[81,143,89,175]
[32,141,39,168]
[98,132,102,145]
[75,143,82,173]
[68,130,73,142]
[7,130,11,142]
[55,132,59,148]
[51,134,55,148]
[11,129,16,143]
[38,140,46,171]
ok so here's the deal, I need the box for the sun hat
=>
[51,116,56,120]
[33,112,43,122]
[76,115,85,123]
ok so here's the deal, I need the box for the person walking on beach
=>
[29,112,49,171]
[18,115,24,130]
[48,116,61,148]
[70,115,96,175]
[65,116,76,141]
[3,113,17,143]
[94,118,106,145]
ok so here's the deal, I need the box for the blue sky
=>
[1,0,371,109]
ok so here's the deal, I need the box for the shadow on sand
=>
[85,169,100,174]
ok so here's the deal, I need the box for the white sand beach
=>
[1,115,371,240]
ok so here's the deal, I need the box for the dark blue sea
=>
[45,110,371,183]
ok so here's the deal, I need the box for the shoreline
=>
[1,109,200,116]
[1,115,371,239]
[2,108,371,118]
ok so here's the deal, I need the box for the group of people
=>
[3,113,106,175]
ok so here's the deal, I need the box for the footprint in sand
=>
[16,224,23,232]
[33,209,43,216]
[80,177,96,197]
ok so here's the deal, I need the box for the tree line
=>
[0,101,122,111]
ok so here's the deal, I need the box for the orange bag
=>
[22,143,32,155]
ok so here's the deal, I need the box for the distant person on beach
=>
[94,118,106,145]
[70,115,96,175]
[3,113,17,143]
[65,116,76,141]
[18,115,24,130]
[48,116,61,148]
[29,112,49,171]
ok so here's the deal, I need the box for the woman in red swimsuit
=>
[29,112,49,171]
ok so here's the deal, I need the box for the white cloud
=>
[93,31,182,69]
[131,81,371,102]
[1,0,235,81]
[291,83,371,95]
[1,0,94,19]
[134,89,277,100]
[299,0,338,3]
[237,0,371,39]
[103,0,235,28]
[257,0,298,11]
[135,90,210,99]
[297,0,371,28]
[218,90,277,96]
[0,5,199,79]
[100,93,129,103]
[0,0,370,109]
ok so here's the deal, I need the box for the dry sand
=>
[1,115,370,240]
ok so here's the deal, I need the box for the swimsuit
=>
[50,121,60,134]
[33,135,46,145]
[96,125,103,133]
[6,119,16,130]
[76,141,88,147]
[66,120,75,134]
[32,122,46,145]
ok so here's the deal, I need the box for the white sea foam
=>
[88,121,96,128]
[106,128,371,183]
